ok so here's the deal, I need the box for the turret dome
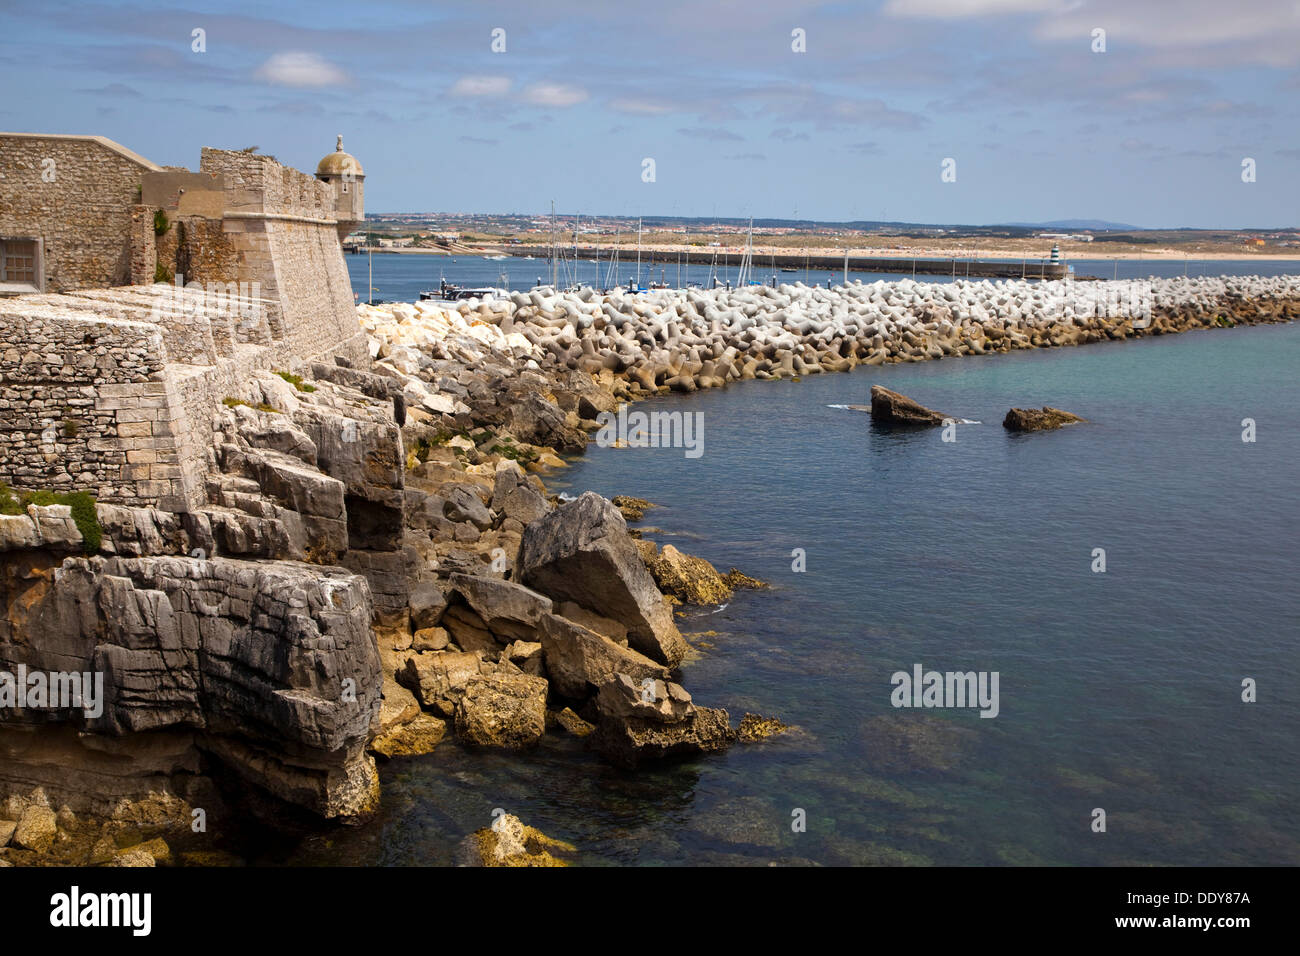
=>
[317,135,363,177]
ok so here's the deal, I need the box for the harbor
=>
[507,245,1073,280]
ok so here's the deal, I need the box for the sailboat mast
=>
[636,217,642,287]
[550,200,558,288]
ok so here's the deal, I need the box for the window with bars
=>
[0,238,41,290]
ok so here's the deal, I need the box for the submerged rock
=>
[645,544,732,606]
[722,568,768,590]
[1003,406,1086,431]
[869,385,952,426]
[737,713,789,742]
[611,495,654,522]
[465,813,576,867]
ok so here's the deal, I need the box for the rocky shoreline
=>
[2,273,1297,866]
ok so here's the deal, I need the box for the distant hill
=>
[1000,219,1140,231]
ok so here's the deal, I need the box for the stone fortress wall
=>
[0,133,162,292]
[0,134,370,511]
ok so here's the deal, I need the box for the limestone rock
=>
[412,626,450,652]
[408,579,448,630]
[397,650,494,716]
[590,674,735,766]
[502,639,545,677]
[448,573,553,643]
[869,385,951,426]
[13,805,57,852]
[646,545,733,605]
[1003,406,1086,432]
[0,555,381,823]
[721,568,768,591]
[370,713,448,759]
[555,600,628,645]
[737,713,789,742]
[491,463,550,526]
[611,495,653,522]
[107,849,156,867]
[454,673,548,748]
[518,492,686,667]
[442,483,493,530]
[551,707,594,737]
[538,613,667,700]
[466,813,576,867]
[440,603,499,655]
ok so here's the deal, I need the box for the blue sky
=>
[4,0,1299,227]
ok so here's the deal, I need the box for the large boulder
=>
[443,483,493,530]
[491,463,550,526]
[591,675,735,767]
[1003,406,1086,432]
[518,493,686,667]
[448,573,553,643]
[868,385,951,426]
[397,650,496,717]
[538,614,667,700]
[454,673,548,748]
[506,391,587,453]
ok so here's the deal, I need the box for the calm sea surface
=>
[284,256,1300,866]
[346,252,1300,303]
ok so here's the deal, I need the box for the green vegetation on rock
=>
[0,484,102,553]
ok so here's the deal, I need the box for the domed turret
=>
[316,134,364,239]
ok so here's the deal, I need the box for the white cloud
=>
[884,0,1067,18]
[523,82,588,107]
[254,52,348,88]
[610,97,672,115]
[1036,1,1300,66]
[451,75,511,97]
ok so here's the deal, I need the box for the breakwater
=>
[363,275,1300,396]
[509,246,1071,279]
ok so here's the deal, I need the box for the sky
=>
[3,0,1300,228]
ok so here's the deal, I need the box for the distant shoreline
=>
[350,245,1300,264]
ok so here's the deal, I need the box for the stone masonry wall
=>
[0,307,200,509]
[0,135,160,292]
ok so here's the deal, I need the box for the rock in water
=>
[591,673,736,766]
[464,813,576,867]
[644,544,732,605]
[1003,406,1086,431]
[518,492,687,667]
[869,385,952,426]
[737,713,789,742]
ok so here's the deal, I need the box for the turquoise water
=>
[285,319,1300,866]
